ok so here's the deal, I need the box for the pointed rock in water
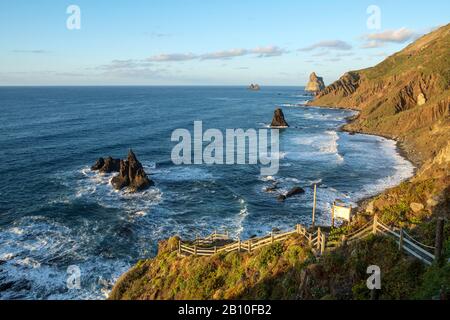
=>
[305,72,325,93]
[111,160,130,190]
[270,108,289,128]
[111,149,154,192]
[91,156,121,173]
[127,149,154,191]
[248,83,260,91]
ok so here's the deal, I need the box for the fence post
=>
[372,215,378,235]
[271,232,274,244]
[238,238,241,252]
[312,184,317,229]
[194,245,197,256]
[321,233,326,255]
[308,234,312,246]
[296,224,300,234]
[214,246,217,254]
[317,228,322,250]
[398,228,404,251]
[434,218,444,264]
[178,239,181,254]
[248,240,252,253]
[331,201,335,228]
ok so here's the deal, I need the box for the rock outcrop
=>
[91,156,121,173]
[92,150,154,192]
[270,108,289,128]
[248,84,260,91]
[305,72,325,93]
[111,150,154,192]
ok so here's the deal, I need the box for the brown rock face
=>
[305,72,325,93]
[111,150,154,192]
[91,156,121,173]
[270,108,289,128]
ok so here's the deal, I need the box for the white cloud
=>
[96,59,153,70]
[361,27,420,48]
[147,46,287,62]
[12,49,49,54]
[200,48,248,60]
[250,46,287,57]
[299,40,352,51]
[147,53,198,62]
[365,27,417,43]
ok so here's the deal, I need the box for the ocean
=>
[0,86,414,299]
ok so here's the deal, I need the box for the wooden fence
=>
[177,216,437,265]
[178,224,326,257]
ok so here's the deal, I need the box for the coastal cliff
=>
[308,23,450,224]
[110,25,450,300]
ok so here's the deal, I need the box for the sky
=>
[0,0,449,86]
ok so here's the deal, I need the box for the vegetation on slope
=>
[110,231,449,300]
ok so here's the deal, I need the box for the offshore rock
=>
[270,108,289,128]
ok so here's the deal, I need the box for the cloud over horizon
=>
[147,46,287,62]
[299,40,353,51]
[12,50,49,54]
[361,27,420,48]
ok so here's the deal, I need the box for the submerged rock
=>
[277,186,305,202]
[305,72,325,93]
[264,182,279,193]
[270,108,289,128]
[286,186,305,197]
[111,150,154,192]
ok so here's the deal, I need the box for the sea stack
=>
[92,150,154,192]
[111,150,154,192]
[248,84,261,91]
[305,72,325,93]
[270,108,289,128]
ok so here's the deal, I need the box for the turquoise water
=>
[0,86,413,299]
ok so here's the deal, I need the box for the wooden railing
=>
[177,215,438,266]
[373,216,435,265]
[178,224,326,257]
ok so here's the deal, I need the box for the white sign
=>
[333,204,352,221]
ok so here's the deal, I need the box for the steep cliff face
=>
[309,24,450,174]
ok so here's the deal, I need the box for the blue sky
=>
[0,0,449,85]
